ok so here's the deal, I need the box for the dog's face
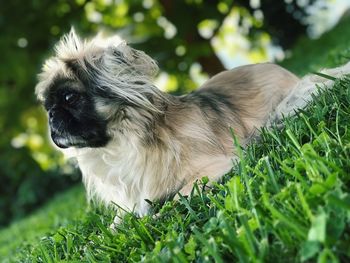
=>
[41,76,110,148]
[36,29,161,149]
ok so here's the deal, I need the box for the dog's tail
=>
[268,61,350,124]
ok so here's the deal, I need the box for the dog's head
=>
[36,29,162,149]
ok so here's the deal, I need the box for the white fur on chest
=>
[65,135,182,215]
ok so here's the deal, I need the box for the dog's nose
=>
[48,109,58,123]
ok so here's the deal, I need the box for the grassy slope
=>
[1,16,350,263]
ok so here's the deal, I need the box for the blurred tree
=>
[81,0,318,90]
[235,0,317,48]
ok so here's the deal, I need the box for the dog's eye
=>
[64,92,80,105]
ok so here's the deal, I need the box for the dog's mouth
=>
[52,137,69,149]
[51,131,110,149]
[51,132,88,149]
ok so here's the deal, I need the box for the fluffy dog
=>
[35,29,350,225]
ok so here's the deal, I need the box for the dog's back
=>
[197,63,300,135]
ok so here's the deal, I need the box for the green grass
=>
[0,186,86,262]
[2,16,350,263]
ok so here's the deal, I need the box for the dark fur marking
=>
[186,90,236,116]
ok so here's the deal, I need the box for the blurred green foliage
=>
[0,0,325,227]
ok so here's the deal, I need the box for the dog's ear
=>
[105,42,159,79]
[128,47,159,78]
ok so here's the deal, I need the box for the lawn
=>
[1,16,350,263]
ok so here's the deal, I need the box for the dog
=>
[35,29,350,226]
